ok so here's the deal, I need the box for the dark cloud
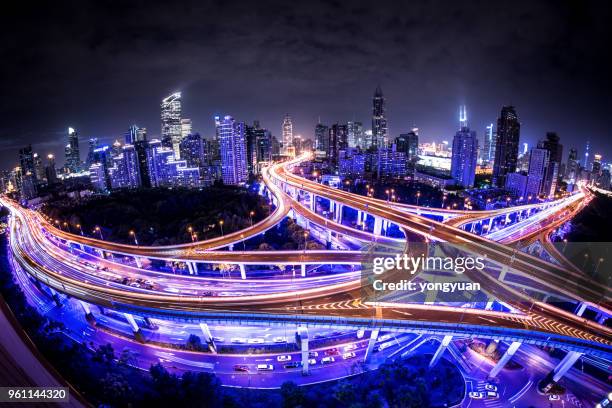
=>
[1,0,611,168]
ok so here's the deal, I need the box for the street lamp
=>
[249,211,255,227]
[385,189,390,202]
[76,224,83,236]
[303,230,309,251]
[129,230,139,245]
[94,226,104,240]
[416,191,421,206]
[187,226,194,242]
[240,234,246,251]
[219,220,224,236]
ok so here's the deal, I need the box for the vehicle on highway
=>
[342,352,356,360]
[248,338,264,344]
[308,351,319,357]
[277,355,292,362]
[257,364,274,371]
[548,394,560,401]
[321,357,335,364]
[343,344,357,351]
[233,365,249,372]
[308,358,316,365]
[486,392,499,399]
[324,348,339,356]
[378,334,392,342]
[284,361,301,369]
[468,392,485,399]
[231,337,247,344]
[485,384,497,392]
[212,337,224,343]
[273,336,287,343]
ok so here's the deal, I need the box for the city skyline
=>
[1,1,611,170]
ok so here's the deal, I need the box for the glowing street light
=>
[249,211,255,226]
[76,223,83,236]
[416,191,421,206]
[94,226,104,240]
[129,230,139,245]
[219,220,224,236]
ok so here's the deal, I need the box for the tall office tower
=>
[565,148,579,182]
[219,116,248,185]
[18,145,36,183]
[255,128,273,167]
[450,109,478,188]
[347,121,364,148]
[179,133,205,174]
[314,123,329,157]
[89,145,112,191]
[245,124,258,174]
[108,145,141,190]
[86,138,99,168]
[133,140,152,188]
[592,154,602,175]
[181,118,192,138]
[492,106,520,188]
[125,125,147,144]
[328,123,348,166]
[282,114,293,152]
[483,123,496,164]
[584,141,590,168]
[33,153,45,182]
[64,127,81,173]
[45,154,57,184]
[161,92,182,158]
[111,140,123,158]
[525,147,550,198]
[372,85,388,149]
[537,132,563,197]
[395,130,419,161]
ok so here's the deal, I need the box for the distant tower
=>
[451,106,478,188]
[459,105,468,128]
[282,114,293,153]
[218,115,248,185]
[161,92,182,159]
[584,141,590,168]
[372,86,388,149]
[64,127,81,173]
[483,123,496,164]
[492,106,521,188]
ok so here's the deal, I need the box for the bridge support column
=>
[373,217,383,236]
[199,323,216,353]
[239,264,246,280]
[364,328,380,363]
[488,341,521,378]
[326,230,332,247]
[229,244,234,251]
[134,256,142,268]
[309,194,316,211]
[429,335,453,367]
[329,200,335,215]
[186,262,196,275]
[297,326,309,375]
[574,302,587,317]
[485,297,494,310]
[301,264,306,277]
[79,301,94,320]
[498,265,508,282]
[357,210,363,227]
[539,350,584,393]
[123,313,140,334]
[335,204,343,224]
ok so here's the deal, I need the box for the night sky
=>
[1,0,611,170]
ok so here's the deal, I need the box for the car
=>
[308,351,319,358]
[284,361,301,369]
[343,352,357,360]
[377,341,394,351]
[344,344,357,351]
[486,392,499,399]
[548,395,560,401]
[248,338,265,344]
[324,348,339,356]
[485,384,497,392]
[233,365,248,372]
[277,355,292,362]
[313,333,324,339]
[468,392,485,399]
[273,336,287,343]
[212,337,224,343]
[321,357,335,364]
[257,364,274,371]
[378,334,392,342]
[230,337,247,344]
[308,358,316,365]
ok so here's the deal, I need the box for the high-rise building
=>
[395,130,419,162]
[347,121,364,148]
[282,114,293,154]
[86,138,99,168]
[338,148,366,179]
[33,153,45,182]
[372,86,388,149]
[45,154,57,184]
[146,139,201,188]
[19,145,36,183]
[584,141,590,168]
[125,125,147,144]
[89,145,112,191]
[565,148,579,182]
[314,123,329,158]
[525,147,550,199]
[450,108,478,188]
[219,116,248,185]
[254,127,273,170]
[328,123,348,167]
[108,145,141,190]
[181,118,192,138]
[505,172,528,198]
[133,140,152,188]
[537,132,563,197]
[492,106,520,188]
[376,145,406,179]
[179,133,206,175]
[161,92,182,159]
[483,123,496,164]
[592,154,602,175]
[64,127,81,173]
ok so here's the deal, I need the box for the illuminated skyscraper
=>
[18,145,36,183]
[395,130,419,161]
[282,114,293,153]
[565,148,579,182]
[526,147,550,198]
[483,123,496,164]
[219,115,248,185]
[537,132,563,197]
[86,138,99,168]
[584,141,590,168]
[125,125,147,144]
[181,118,192,138]
[347,121,364,148]
[161,92,182,159]
[450,107,478,188]
[45,154,57,184]
[372,86,388,149]
[314,123,329,157]
[64,127,81,173]
[492,106,520,188]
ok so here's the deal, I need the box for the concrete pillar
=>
[552,351,583,382]
[123,313,140,334]
[79,301,94,320]
[326,230,332,247]
[239,264,246,280]
[199,323,216,353]
[229,244,234,251]
[310,194,316,211]
[499,265,508,282]
[134,257,142,268]
[298,326,309,375]
[364,328,380,363]
[186,262,196,275]
[430,335,453,367]
[597,313,608,324]
[485,298,494,310]
[575,302,587,317]
[488,341,521,378]
[373,216,383,236]
[301,264,306,277]
[329,200,335,214]
[357,210,363,227]
[336,204,343,224]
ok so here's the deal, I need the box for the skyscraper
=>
[45,154,57,184]
[219,116,248,185]
[526,147,550,198]
[328,123,348,167]
[282,114,293,154]
[18,145,36,183]
[134,140,151,188]
[64,127,81,173]
[161,92,182,159]
[492,106,520,188]
[395,130,419,162]
[86,138,99,168]
[314,123,329,157]
[537,132,563,197]
[565,148,579,182]
[372,86,387,149]
[450,108,478,188]
[347,121,364,148]
[483,123,496,164]
[181,118,192,138]
[179,133,206,176]
[125,125,146,144]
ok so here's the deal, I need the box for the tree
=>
[186,334,204,351]
[93,343,115,365]
[280,381,305,408]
